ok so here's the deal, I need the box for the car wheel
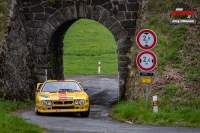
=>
[80,105,90,117]
[35,106,42,115]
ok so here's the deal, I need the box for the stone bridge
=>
[1,0,140,99]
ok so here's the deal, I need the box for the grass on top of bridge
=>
[63,18,118,75]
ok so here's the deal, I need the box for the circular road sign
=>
[136,51,157,71]
[136,29,157,51]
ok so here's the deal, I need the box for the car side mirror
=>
[84,88,87,91]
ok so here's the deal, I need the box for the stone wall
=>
[0,0,36,100]
[0,0,140,100]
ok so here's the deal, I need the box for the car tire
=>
[35,106,42,115]
[80,105,90,117]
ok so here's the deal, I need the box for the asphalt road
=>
[19,75,200,133]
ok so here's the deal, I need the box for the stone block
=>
[23,7,30,14]
[37,75,47,82]
[77,2,86,18]
[99,9,110,24]
[53,0,62,9]
[115,11,125,21]
[63,1,74,7]
[121,20,136,28]
[31,0,42,5]
[45,8,57,14]
[112,1,119,5]
[60,8,72,21]
[110,22,123,35]
[117,38,133,47]
[38,29,49,40]
[27,28,37,38]
[118,61,129,67]
[34,13,46,20]
[102,2,113,11]
[41,1,52,7]
[47,16,60,29]
[93,5,103,21]
[24,13,34,20]
[118,55,129,61]
[31,5,44,13]
[54,11,65,25]
[41,22,55,35]
[26,20,42,28]
[37,69,48,75]
[125,11,131,19]
[86,5,93,19]
[33,46,45,54]
[118,4,126,11]
[105,16,116,29]
[127,2,139,11]
[115,29,128,40]
[118,67,129,72]
[69,5,78,19]
[132,11,138,19]
[35,37,48,46]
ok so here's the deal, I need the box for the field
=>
[63,19,118,75]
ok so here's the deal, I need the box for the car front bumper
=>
[36,104,89,113]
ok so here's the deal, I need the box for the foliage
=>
[63,19,118,75]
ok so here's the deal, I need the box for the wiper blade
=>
[59,89,74,92]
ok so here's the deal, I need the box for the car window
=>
[41,82,82,92]
[42,82,59,92]
[59,82,82,92]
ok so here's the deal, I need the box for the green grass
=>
[0,99,44,133]
[112,99,200,127]
[63,19,118,75]
[112,0,200,127]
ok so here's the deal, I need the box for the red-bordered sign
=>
[136,29,157,51]
[136,51,157,71]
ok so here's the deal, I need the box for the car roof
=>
[44,80,78,83]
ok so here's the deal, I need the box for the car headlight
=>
[79,100,85,105]
[47,101,52,106]
[74,100,79,105]
[42,101,47,106]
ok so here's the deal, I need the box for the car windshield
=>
[42,82,82,92]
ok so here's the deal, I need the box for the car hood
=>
[37,91,87,100]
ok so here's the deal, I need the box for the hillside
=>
[127,0,200,108]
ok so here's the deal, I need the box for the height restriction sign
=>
[136,51,157,71]
[136,29,157,51]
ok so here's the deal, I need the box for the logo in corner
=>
[170,2,197,24]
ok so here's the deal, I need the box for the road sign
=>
[141,76,152,84]
[136,51,157,71]
[136,29,157,51]
[139,71,154,76]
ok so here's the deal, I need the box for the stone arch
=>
[33,4,134,99]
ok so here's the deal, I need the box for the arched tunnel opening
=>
[48,19,77,80]
[47,18,119,106]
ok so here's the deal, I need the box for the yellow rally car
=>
[35,80,90,117]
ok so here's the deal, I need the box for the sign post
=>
[136,29,157,108]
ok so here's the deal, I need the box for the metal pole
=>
[146,84,148,108]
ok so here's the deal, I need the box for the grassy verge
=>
[0,99,44,133]
[112,0,200,127]
[112,99,200,127]
[63,19,118,75]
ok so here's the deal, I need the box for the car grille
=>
[53,101,73,105]
[52,106,74,109]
